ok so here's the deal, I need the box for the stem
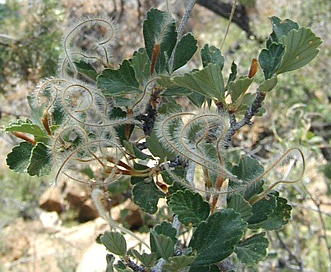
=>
[224,89,266,147]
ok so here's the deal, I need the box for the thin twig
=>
[220,0,238,51]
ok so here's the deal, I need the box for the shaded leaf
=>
[6,142,34,173]
[132,180,165,214]
[172,33,198,72]
[97,60,140,96]
[129,249,156,268]
[259,77,278,93]
[229,155,265,201]
[164,255,196,272]
[189,209,247,266]
[143,8,177,74]
[256,193,292,230]
[227,61,237,84]
[101,231,127,256]
[27,142,52,176]
[267,16,299,46]
[154,221,177,243]
[168,189,210,227]
[259,43,285,80]
[228,77,253,106]
[150,231,174,260]
[235,232,269,265]
[146,130,176,161]
[228,194,253,221]
[277,27,322,74]
[131,48,151,85]
[201,44,224,69]
[172,64,224,101]
[74,60,98,80]
[247,194,277,226]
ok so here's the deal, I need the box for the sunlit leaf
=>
[101,231,127,256]
[201,44,224,69]
[150,231,174,260]
[27,142,52,176]
[6,142,34,173]
[74,60,98,80]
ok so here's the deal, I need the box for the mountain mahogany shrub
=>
[4,5,321,272]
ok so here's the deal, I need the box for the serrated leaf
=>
[150,231,174,260]
[259,43,285,80]
[171,64,224,101]
[143,8,177,74]
[235,232,269,265]
[277,27,322,74]
[259,77,278,93]
[247,194,277,226]
[163,255,196,272]
[201,44,224,69]
[229,155,265,201]
[154,222,177,243]
[27,142,51,176]
[132,180,165,214]
[256,193,292,230]
[97,60,140,96]
[189,265,220,272]
[101,231,127,256]
[228,77,253,105]
[6,142,34,173]
[130,249,156,268]
[162,87,192,97]
[5,119,49,141]
[131,48,151,85]
[74,60,98,80]
[189,209,247,266]
[168,189,210,227]
[267,17,299,45]
[228,194,253,221]
[172,33,198,72]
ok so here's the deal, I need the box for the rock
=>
[39,211,62,232]
[64,182,89,208]
[39,186,63,213]
[78,199,99,222]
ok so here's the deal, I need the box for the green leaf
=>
[267,17,299,45]
[256,193,292,230]
[27,142,52,176]
[97,60,140,96]
[131,163,150,185]
[74,60,98,80]
[172,33,198,72]
[100,231,127,256]
[235,232,269,265]
[247,194,277,226]
[5,119,49,141]
[143,8,177,74]
[6,142,34,173]
[277,27,322,74]
[171,64,224,101]
[129,249,157,268]
[189,265,220,272]
[229,155,265,201]
[259,76,278,93]
[132,180,165,214]
[163,255,196,272]
[168,189,210,227]
[154,222,177,243]
[150,231,174,260]
[259,43,285,80]
[131,48,151,85]
[146,130,176,161]
[227,194,253,221]
[201,44,224,69]
[228,77,253,105]
[162,87,192,97]
[189,209,247,266]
